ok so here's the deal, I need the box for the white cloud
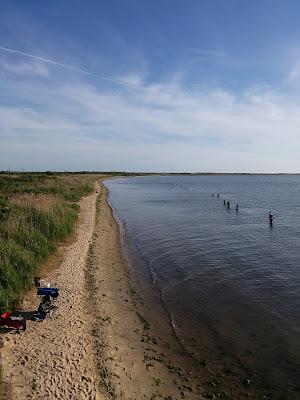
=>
[118,74,144,87]
[0,69,300,172]
[0,45,123,84]
[0,59,49,76]
[0,45,95,76]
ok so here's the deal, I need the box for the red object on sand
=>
[0,312,26,331]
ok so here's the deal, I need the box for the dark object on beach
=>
[35,287,59,320]
[223,199,226,205]
[227,200,230,209]
[269,211,274,225]
[0,312,26,332]
[236,204,239,211]
[37,287,59,299]
[217,193,220,198]
[42,294,52,310]
[36,303,47,320]
[34,276,41,288]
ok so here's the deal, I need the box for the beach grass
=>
[0,172,101,310]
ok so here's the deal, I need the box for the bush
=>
[0,195,10,220]
[0,173,101,311]
[0,203,78,310]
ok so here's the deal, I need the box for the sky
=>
[1,0,300,172]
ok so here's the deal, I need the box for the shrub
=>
[0,173,101,310]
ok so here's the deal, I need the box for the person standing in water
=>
[223,199,226,205]
[217,193,220,198]
[236,204,239,211]
[227,200,230,209]
[269,211,274,225]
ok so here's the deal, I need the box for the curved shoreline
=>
[103,177,300,400]
[86,182,204,399]
[104,182,189,357]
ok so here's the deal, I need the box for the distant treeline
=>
[1,171,298,176]
[0,171,139,176]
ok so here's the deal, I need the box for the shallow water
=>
[105,175,300,397]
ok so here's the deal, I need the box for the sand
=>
[0,182,204,400]
[86,183,203,400]
[1,186,100,399]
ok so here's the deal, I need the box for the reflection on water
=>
[105,175,300,398]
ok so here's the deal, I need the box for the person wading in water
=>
[269,211,274,226]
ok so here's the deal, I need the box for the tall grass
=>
[0,173,101,310]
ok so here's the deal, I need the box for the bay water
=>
[105,175,300,397]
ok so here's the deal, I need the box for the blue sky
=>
[1,1,300,172]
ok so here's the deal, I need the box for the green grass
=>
[0,173,94,202]
[0,173,102,311]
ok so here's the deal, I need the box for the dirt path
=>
[1,187,102,400]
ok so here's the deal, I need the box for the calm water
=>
[105,175,300,396]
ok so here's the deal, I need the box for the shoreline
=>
[1,178,294,399]
[86,182,204,399]
[103,178,299,400]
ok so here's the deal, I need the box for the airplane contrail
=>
[0,45,120,85]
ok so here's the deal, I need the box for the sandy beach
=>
[0,181,204,400]
[0,184,100,399]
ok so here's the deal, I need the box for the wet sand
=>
[85,183,204,399]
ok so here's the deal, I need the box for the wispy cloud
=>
[186,48,230,60]
[0,59,49,76]
[1,67,300,172]
[0,45,122,84]
[0,45,149,90]
[118,73,144,87]
[0,45,94,75]
[0,42,299,172]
